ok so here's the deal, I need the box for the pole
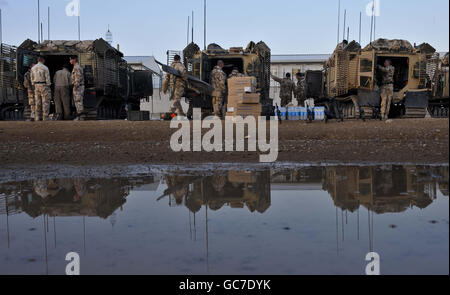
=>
[343,9,346,41]
[0,9,2,44]
[191,11,194,44]
[48,7,50,41]
[204,0,207,50]
[373,12,376,41]
[38,0,40,43]
[187,16,190,46]
[347,27,349,42]
[369,2,374,44]
[359,12,362,44]
[337,0,341,44]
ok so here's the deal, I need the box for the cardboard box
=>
[227,103,262,118]
[241,93,260,104]
[228,77,257,93]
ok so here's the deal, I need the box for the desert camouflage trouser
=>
[212,94,225,117]
[280,96,291,108]
[380,84,394,120]
[34,84,51,121]
[73,85,85,115]
[27,90,35,117]
[170,87,185,116]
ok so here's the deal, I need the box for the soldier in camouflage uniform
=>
[210,60,227,117]
[228,67,245,78]
[23,64,35,121]
[70,56,85,120]
[271,73,295,107]
[295,72,307,107]
[377,59,395,120]
[162,54,187,116]
[31,57,52,121]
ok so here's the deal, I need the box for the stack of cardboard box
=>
[226,76,262,118]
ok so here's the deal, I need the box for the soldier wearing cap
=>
[162,54,187,117]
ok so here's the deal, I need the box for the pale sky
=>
[1,0,448,62]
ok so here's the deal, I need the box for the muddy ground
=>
[0,119,448,168]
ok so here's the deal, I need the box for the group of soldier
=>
[163,55,254,118]
[162,52,394,121]
[23,55,85,121]
[271,72,307,109]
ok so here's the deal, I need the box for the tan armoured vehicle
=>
[181,41,272,118]
[312,39,438,119]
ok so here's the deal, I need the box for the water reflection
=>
[0,165,448,274]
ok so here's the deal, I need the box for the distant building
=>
[124,56,189,115]
[105,26,113,45]
[270,54,330,105]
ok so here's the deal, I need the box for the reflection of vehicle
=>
[159,170,271,214]
[311,39,438,119]
[0,39,153,120]
[322,165,448,213]
[181,42,272,118]
[0,177,152,219]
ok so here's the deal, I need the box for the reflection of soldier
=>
[163,54,187,116]
[377,59,395,120]
[23,64,36,121]
[271,73,295,107]
[31,56,52,121]
[210,60,227,117]
[34,179,60,199]
[73,178,87,202]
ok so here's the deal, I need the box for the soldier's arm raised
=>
[271,74,282,83]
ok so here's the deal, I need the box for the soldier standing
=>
[162,54,187,117]
[271,73,295,107]
[53,65,72,120]
[70,56,85,121]
[228,67,245,78]
[295,72,307,107]
[377,59,395,120]
[23,64,35,121]
[210,60,227,117]
[30,56,51,121]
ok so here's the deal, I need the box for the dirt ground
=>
[0,118,448,167]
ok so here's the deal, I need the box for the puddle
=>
[0,165,448,275]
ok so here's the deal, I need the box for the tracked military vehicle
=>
[428,52,449,118]
[0,39,153,120]
[310,39,438,119]
[181,41,272,118]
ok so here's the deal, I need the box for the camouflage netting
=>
[362,38,414,52]
[18,38,121,56]
[183,42,201,61]
[415,42,436,54]
[442,53,449,66]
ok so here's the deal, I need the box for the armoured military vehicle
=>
[310,39,438,119]
[0,38,153,120]
[428,52,449,117]
[180,41,272,118]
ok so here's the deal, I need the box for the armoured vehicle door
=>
[359,50,375,90]
[16,48,39,84]
[131,70,153,97]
